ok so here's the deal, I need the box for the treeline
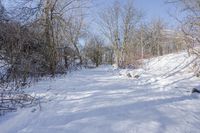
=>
[0,0,91,84]
[0,0,200,114]
[0,0,192,84]
[166,0,200,75]
[96,1,188,68]
[0,0,90,115]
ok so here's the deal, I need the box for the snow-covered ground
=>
[1,52,200,133]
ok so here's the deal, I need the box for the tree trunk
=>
[45,0,57,75]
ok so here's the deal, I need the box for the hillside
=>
[0,51,200,133]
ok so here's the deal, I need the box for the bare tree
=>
[84,35,104,67]
[121,0,142,66]
[99,1,121,67]
[0,0,90,114]
[99,0,141,67]
[65,13,87,65]
[166,0,200,53]
[8,0,90,74]
[150,19,165,56]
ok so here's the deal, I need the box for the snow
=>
[1,52,200,133]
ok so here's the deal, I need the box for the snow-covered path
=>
[1,52,200,133]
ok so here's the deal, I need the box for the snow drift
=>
[0,51,200,133]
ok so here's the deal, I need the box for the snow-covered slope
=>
[0,52,200,133]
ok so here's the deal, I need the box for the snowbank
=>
[119,68,145,78]
[1,51,200,133]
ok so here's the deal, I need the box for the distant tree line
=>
[97,1,187,68]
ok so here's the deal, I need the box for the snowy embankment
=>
[1,52,200,133]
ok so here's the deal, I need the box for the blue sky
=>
[3,0,179,29]
[3,0,178,27]
[91,0,178,27]
[134,0,176,25]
